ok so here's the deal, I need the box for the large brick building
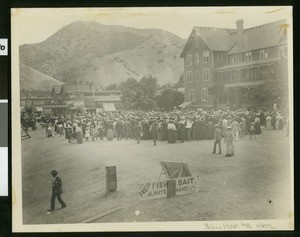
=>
[180,19,288,108]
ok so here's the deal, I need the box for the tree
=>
[120,78,138,110]
[155,89,184,111]
[176,73,184,88]
[120,76,157,110]
[208,81,225,109]
[135,76,157,110]
[249,61,288,108]
[249,80,287,108]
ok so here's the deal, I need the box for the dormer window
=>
[244,51,252,62]
[260,49,268,59]
[230,54,237,64]
[279,45,287,58]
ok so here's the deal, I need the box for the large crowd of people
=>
[21,105,288,155]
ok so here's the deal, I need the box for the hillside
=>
[19,63,64,91]
[19,21,185,88]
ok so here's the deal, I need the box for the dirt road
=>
[21,128,292,224]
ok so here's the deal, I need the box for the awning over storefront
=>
[35,107,43,112]
[179,101,192,108]
[102,102,116,112]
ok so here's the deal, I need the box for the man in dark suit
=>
[149,119,158,146]
[48,170,66,212]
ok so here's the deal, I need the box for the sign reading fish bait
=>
[138,176,199,200]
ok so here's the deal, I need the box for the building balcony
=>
[214,57,283,71]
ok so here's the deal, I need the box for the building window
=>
[186,54,192,66]
[279,45,287,58]
[203,69,210,81]
[230,54,237,64]
[189,89,195,102]
[241,68,248,80]
[195,70,200,82]
[260,49,268,59]
[223,71,230,80]
[259,65,268,79]
[231,70,239,80]
[249,67,258,79]
[269,64,278,80]
[195,53,200,65]
[186,71,193,83]
[202,50,209,63]
[244,51,252,62]
[201,88,208,101]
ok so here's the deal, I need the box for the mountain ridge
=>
[19,63,64,91]
[19,21,185,90]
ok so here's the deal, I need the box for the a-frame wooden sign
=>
[159,161,192,180]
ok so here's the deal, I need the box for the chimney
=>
[236,19,244,52]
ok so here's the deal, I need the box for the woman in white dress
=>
[85,126,91,141]
[265,115,272,129]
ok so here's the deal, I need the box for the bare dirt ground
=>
[21,127,292,224]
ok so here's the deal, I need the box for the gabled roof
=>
[228,19,287,54]
[61,84,92,93]
[194,27,236,51]
[180,19,287,57]
[20,90,52,98]
[180,27,235,57]
[20,91,32,98]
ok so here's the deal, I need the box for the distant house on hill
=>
[49,84,122,112]
[20,90,52,113]
[56,84,120,98]
[94,95,122,112]
[180,19,288,108]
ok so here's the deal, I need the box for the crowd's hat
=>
[215,124,219,127]
[51,170,58,174]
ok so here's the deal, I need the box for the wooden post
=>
[166,179,176,198]
[105,166,117,196]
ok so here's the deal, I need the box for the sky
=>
[11,6,292,45]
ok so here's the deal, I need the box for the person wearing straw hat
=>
[48,170,66,212]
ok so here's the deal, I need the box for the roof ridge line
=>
[194,26,235,31]
[244,19,287,31]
